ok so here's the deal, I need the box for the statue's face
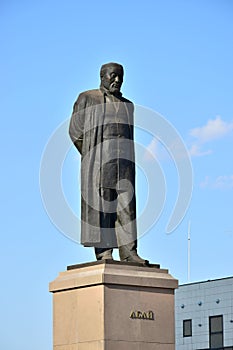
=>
[101,66,123,95]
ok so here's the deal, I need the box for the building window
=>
[183,319,192,337]
[209,315,223,349]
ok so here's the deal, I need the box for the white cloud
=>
[199,176,210,188]
[189,144,212,157]
[144,138,178,161]
[144,138,159,160]
[199,175,233,189]
[190,116,233,142]
[213,175,233,189]
[145,116,233,160]
[189,116,233,157]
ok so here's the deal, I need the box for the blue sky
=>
[1,1,233,349]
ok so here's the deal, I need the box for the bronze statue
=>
[69,62,148,264]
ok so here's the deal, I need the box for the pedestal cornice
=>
[49,260,178,293]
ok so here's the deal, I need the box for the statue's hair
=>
[100,62,124,78]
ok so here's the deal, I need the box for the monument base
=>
[49,260,178,350]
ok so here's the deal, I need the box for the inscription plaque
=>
[130,310,154,320]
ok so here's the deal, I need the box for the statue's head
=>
[100,62,124,96]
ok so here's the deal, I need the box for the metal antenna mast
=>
[188,220,191,282]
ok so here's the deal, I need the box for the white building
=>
[175,276,233,350]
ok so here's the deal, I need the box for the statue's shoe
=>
[97,252,113,261]
[122,253,149,265]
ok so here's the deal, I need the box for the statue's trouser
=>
[95,187,137,260]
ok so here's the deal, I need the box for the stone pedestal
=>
[49,260,178,350]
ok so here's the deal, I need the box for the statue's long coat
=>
[69,88,136,247]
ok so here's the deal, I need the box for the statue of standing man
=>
[69,62,148,264]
